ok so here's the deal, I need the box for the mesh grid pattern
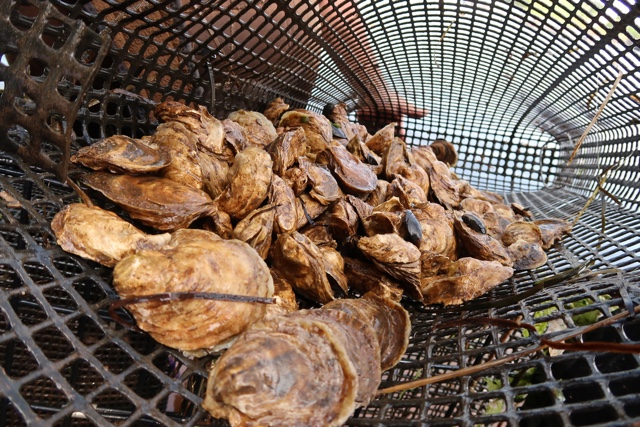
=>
[1,0,640,425]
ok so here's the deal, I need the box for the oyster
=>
[198,150,230,199]
[299,157,342,205]
[232,204,276,259]
[227,110,278,148]
[263,97,290,126]
[290,309,380,407]
[320,145,377,195]
[203,315,357,427]
[112,238,273,351]
[215,146,273,219]
[271,232,336,303]
[365,122,395,156]
[412,146,460,208]
[502,222,543,246]
[383,137,410,180]
[507,240,547,270]
[421,257,514,306]
[83,172,215,231]
[324,103,369,142]
[429,139,458,167]
[319,246,349,295]
[414,203,457,259]
[222,119,248,154]
[322,197,359,241]
[51,203,171,267]
[454,213,513,266]
[343,256,405,301]
[324,292,411,372]
[269,175,298,234]
[295,194,330,229]
[70,135,170,174]
[268,127,307,176]
[155,101,227,159]
[279,109,333,156]
[534,219,572,249]
[284,166,308,196]
[365,180,390,207]
[389,175,428,208]
[152,122,203,189]
[357,233,422,301]
[266,269,299,317]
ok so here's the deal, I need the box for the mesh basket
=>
[1,0,640,426]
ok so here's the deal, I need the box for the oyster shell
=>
[152,122,203,189]
[295,194,330,229]
[263,97,290,126]
[279,109,333,156]
[534,219,572,249]
[412,146,460,208]
[388,175,428,208]
[324,292,411,372]
[421,257,514,306]
[266,269,299,317]
[365,180,390,207]
[215,146,273,219]
[299,157,342,205]
[365,122,395,155]
[268,127,307,176]
[343,256,405,301]
[414,203,457,259]
[70,135,170,174]
[269,174,298,234]
[502,221,543,246]
[321,145,377,195]
[227,110,278,148]
[222,119,248,154]
[51,203,171,267]
[198,150,230,199]
[507,240,547,270]
[454,213,513,266]
[284,166,308,196]
[271,232,336,303]
[319,246,349,295]
[232,204,276,259]
[203,315,357,427]
[325,103,369,142]
[429,139,458,167]
[155,101,227,159]
[83,172,215,231]
[357,233,422,301]
[112,238,273,351]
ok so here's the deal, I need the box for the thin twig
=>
[66,178,94,208]
[566,69,623,166]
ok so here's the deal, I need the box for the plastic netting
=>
[1,0,639,426]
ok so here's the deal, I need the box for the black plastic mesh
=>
[1,0,640,426]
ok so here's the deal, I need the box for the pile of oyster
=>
[51,97,571,426]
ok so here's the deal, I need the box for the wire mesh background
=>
[1,0,639,426]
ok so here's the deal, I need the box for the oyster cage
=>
[1,0,640,426]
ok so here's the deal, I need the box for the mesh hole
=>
[22,260,54,284]
[569,404,619,426]
[124,330,159,356]
[609,373,640,396]
[0,263,23,290]
[43,286,78,314]
[0,397,28,427]
[26,58,49,81]
[61,358,105,395]
[94,342,133,374]
[72,277,108,305]
[33,326,75,361]
[0,228,28,250]
[9,293,48,325]
[125,369,164,399]
[563,381,605,403]
[52,256,83,278]
[595,353,639,374]
[67,314,105,346]
[156,392,199,422]
[93,388,135,418]
[19,376,69,419]
[0,338,39,378]
[0,308,9,332]
[520,412,563,427]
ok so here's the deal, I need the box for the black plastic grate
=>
[1,0,640,426]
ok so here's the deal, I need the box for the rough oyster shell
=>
[227,110,278,148]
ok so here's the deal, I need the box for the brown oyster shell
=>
[357,233,423,301]
[215,146,273,219]
[284,166,308,196]
[271,232,336,303]
[295,194,330,230]
[70,135,170,174]
[321,145,377,195]
[388,175,428,208]
[534,219,572,250]
[343,256,405,301]
[269,174,298,234]
[507,240,548,270]
[51,203,171,267]
[232,204,276,259]
[414,203,457,259]
[83,172,215,231]
[203,315,357,427]
[324,292,411,372]
[266,269,299,317]
[412,146,460,208]
[299,157,342,205]
[112,238,274,351]
[365,122,395,156]
[502,221,543,246]
[263,97,290,126]
[421,257,514,306]
[319,246,349,295]
[429,139,458,167]
[227,110,278,148]
[152,122,203,189]
[267,127,307,176]
[222,119,248,154]
[198,150,230,199]
[454,213,513,266]
[279,109,333,156]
